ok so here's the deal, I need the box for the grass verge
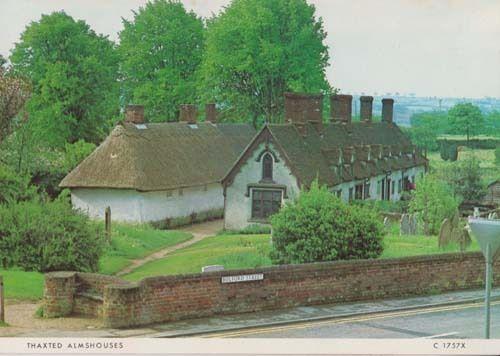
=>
[99,223,192,275]
[0,269,44,301]
[124,234,272,281]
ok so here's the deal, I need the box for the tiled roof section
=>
[60,122,256,191]
[267,121,427,187]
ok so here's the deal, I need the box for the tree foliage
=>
[270,182,384,264]
[119,0,204,122]
[407,111,448,152]
[448,103,484,142]
[200,0,331,125]
[409,174,459,235]
[10,11,120,148]
[0,64,31,143]
[449,156,486,202]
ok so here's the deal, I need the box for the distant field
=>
[427,147,499,184]
[437,135,500,140]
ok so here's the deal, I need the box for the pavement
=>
[13,287,500,338]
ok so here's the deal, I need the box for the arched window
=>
[262,153,273,181]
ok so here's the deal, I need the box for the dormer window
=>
[262,153,273,181]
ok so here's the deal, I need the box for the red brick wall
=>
[44,252,497,328]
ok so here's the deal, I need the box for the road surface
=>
[204,300,500,339]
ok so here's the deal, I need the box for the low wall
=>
[45,252,498,328]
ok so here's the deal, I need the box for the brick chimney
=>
[205,103,217,124]
[125,105,145,124]
[382,98,394,123]
[179,104,197,124]
[330,94,352,123]
[284,92,323,129]
[360,96,373,122]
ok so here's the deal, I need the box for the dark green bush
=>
[270,182,384,265]
[0,199,104,272]
[495,146,500,166]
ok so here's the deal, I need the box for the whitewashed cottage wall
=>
[71,183,223,223]
[224,143,300,230]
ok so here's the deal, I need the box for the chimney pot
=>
[284,92,323,126]
[205,103,217,123]
[330,94,352,123]
[360,96,373,122]
[382,98,394,123]
[179,104,198,124]
[125,104,145,124]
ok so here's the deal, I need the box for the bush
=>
[409,174,459,235]
[0,199,104,272]
[270,182,384,265]
[0,164,37,203]
[450,156,486,202]
[495,146,500,166]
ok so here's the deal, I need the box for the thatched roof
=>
[60,122,256,191]
[224,121,428,188]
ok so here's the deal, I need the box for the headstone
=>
[450,210,460,229]
[459,228,472,252]
[408,214,418,235]
[383,217,390,229]
[0,276,4,323]
[400,214,410,235]
[105,207,111,242]
[202,265,225,273]
[438,218,453,248]
[473,207,480,218]
[488,212,498,220]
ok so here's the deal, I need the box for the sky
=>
[1,0,499,98]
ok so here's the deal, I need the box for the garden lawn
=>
[0,269,44,300]
[123,233,272,281]
[124,227,481,281]
[99,224,192,275]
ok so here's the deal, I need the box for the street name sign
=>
[221,273,264,284]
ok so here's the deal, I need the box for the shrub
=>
[449,155,486,202]
[0,199,104,272]
[409,174,460,235]
[495,146,500,166]
[270,182,384,265]
[0,164,37,203]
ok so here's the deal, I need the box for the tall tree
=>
[200,0,331,126]
[0,62,31,143]
[10,11,120,148]
[119,0,204,122]
[447,103,484,142]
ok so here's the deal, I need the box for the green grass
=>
[124,224,482,281]
[98,223,192,275]
[124,234,272,281]
[1,224,192,300]
[0,268,44,301]
[437,134,500,140]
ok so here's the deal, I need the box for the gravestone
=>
[383,217,390,229]
[400,214,418,235]
[202,265,225,273]
[439,218,453,248]
[473,207,480,218]
[459,228,472,252]
[488,212,498,220]
[400,214,410,235]
[408,214,418,235]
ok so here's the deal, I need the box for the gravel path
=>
[0,301,103,337]
[116,219,223,276]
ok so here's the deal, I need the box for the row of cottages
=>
[60,104,256,222]
[60,93,427,226]
[222,93,428,230]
